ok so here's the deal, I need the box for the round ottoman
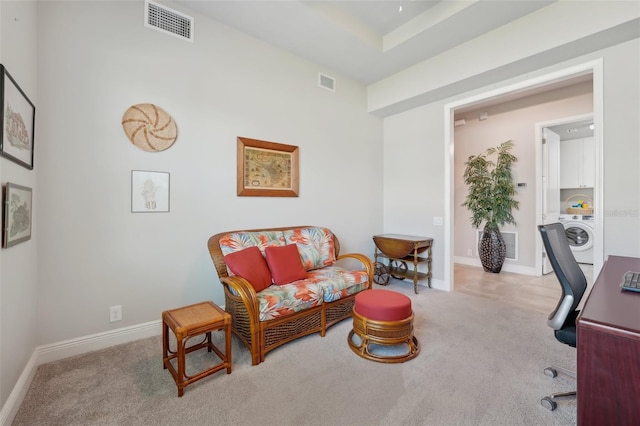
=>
[348,289,420,363]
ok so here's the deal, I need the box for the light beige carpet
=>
[13,281,576,425]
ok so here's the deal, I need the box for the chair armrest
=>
[220,275,261,321]
[336,253,374,289]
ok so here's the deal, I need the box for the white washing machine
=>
[558,214,595,264]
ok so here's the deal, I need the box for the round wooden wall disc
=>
[121,103,177,152]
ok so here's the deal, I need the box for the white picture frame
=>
[131,170,170,213]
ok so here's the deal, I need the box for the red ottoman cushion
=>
[355,289,412,321]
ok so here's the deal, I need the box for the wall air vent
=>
[145,0,194,42]
[318,73,336,92]
[476,230,518,260]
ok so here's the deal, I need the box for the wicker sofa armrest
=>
[336,253,374,289]
[220,275,261,320]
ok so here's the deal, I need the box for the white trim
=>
[0,351,38,426]
[454,256,538,276]
[428,278,447,292]
[534,112,595,275]
[445,59,604,291]
[0,320,162,426]
[444,107,454,291]
[37,320,162,364]
[591,60,605,278]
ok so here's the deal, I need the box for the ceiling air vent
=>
[318,73,336,92]
[145,0,194,42]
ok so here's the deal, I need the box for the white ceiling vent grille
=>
[145,0,194,42]
[318,73,336,92]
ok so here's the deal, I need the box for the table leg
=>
[225,321,232,374]
[176,337,185,397]
[412,249,419,294]
[162,320,168,369]
[426,245,432,287]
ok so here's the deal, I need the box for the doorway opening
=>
[537,114,595,275]
[444,59,604,292]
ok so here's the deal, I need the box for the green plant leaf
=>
[462,140,520,230]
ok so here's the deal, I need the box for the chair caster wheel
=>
[544,367,558,378]
[541,396,557,411]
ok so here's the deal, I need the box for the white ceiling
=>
[180,0,556,86]
[548,119,595,141]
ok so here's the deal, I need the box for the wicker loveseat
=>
[208,225,373,365]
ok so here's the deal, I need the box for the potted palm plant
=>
[462,140,519,273]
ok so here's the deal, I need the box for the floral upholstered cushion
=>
[243,267,368,321]
[257,281,323,321]
[309,266,370,302]
[283,227,336,271]
[218,231,284,257]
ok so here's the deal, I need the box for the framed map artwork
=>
[237,137,299,197]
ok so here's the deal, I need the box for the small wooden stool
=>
[348,289,420,363]
[162,301,232,396]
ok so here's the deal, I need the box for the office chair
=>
[538,223,588,411]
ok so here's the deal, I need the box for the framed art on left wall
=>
[0,64,35,170]
[3,182,33,248]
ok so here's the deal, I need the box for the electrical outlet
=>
[433,216,443,226]
[467,249,473,256]
[110,305,122,322]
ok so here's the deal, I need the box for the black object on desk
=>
[620,270,640,292]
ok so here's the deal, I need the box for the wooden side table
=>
[162,301,232,397]
[373,234,433,294]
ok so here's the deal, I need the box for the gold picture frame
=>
[237,137,299,197]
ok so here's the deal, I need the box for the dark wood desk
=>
[577,255,640,425]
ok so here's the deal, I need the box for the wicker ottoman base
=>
[347,290,420,363]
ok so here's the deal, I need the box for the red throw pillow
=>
[223,246,272,292]
[265,244,308,285]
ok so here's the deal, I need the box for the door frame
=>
[444,59,604,291]
[539,125,563,275]
[535,113,595,275]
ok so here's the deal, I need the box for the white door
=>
[542,128,561,274]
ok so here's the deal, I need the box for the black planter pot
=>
[478,226,506,273]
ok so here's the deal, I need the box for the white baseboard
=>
[0,351,39,426]
[428,278,448,292]
[454,256,538,276]
[1,320,162,426]
[36,320,162,364]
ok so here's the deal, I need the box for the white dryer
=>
[558,214,595,264]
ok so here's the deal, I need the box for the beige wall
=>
[1,0,383,413]
[0,0,39,413]
[1,0,639,421]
